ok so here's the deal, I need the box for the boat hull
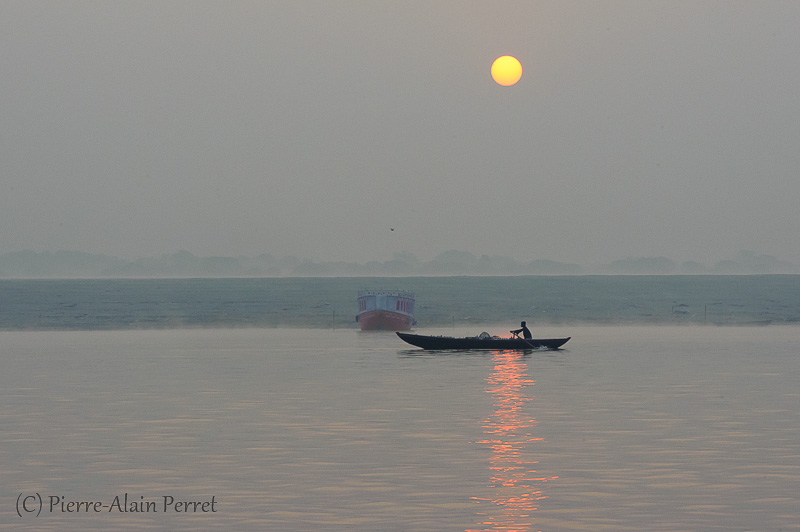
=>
[357,289,415,331]
[358,310,414,331]
[396,332,570,350]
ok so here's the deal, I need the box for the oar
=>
[512,330,539,350]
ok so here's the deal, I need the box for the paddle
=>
[511,330,538,350]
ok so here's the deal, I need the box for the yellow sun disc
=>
[491,55,523,86]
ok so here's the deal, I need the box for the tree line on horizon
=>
[0,249,797,278]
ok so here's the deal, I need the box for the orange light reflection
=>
[467,351,556,532]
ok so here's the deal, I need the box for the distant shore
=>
[1,249,798,279]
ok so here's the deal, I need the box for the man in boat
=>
[511,321,531,339]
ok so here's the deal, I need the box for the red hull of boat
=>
[357,309,414,331]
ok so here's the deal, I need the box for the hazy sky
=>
[4,1,800,265]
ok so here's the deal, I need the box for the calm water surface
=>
[1,325,798,531]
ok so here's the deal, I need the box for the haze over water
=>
[2,275,799,330]
[1,276,799,531]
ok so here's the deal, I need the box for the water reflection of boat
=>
[468,351,557,532]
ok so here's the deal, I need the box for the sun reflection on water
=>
[467,351,557,532]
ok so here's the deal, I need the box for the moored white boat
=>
[356,289,416,331]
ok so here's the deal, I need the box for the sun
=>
[491,55,523,86]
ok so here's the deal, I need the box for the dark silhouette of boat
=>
[396,332,570,350]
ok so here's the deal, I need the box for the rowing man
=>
[511,321,531,339]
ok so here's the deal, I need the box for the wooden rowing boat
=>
[396,332,570,350]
